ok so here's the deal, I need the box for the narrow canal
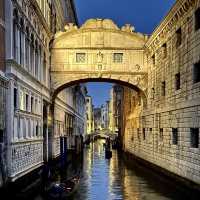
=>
[12,139,198,200]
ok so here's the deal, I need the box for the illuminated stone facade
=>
[122,0,200,186]
[86,95,95,134]
[50,18,148,97]
[1,0,200,188]
[3,0,82,182]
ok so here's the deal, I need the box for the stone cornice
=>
[6,59,50,95]
[145,0,196,53]
[54,19,148,41]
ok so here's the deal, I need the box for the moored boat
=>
[47,175,80,199]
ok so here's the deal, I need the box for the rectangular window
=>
[31,97,34,113]
[76,53,86,63]
[161,81,166,96]
[195,8,200,31]
[35,99,38,114]
[176,28,182,47]
[151,88,155,99]
[14,88,17,109]
[113,53,123,63]
[0,129,4,143]
[137,128,140,141]
[143,128,146,140]
[190,128,199,148]
[160,128,163,141]
[36,123,39,137]
[175,73,181,90]
[43,55,46,84]
[152,54,155,66]
[193,61,200,84]
[149,128,152,138]
[172,128,178,145]
[26,94,29,111]
[162,43,167,58]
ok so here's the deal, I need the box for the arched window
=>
[43,52,46,84]
[38,45,42,81]
[30,34,34,74]
[25,27,30,69]
[19,18,24,66]
[35,40,38,78]
[13,9,18,60]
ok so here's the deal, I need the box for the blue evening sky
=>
[75,0,175,107]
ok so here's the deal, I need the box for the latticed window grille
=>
[172,128,178,145]
[190,128,199,148]
[113,53,123,63]
[76,53,86,63]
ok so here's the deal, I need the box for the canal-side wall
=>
[123,0,200,187]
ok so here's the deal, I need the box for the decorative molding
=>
[146,0,197,54]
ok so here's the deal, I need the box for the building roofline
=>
[146,0,188,48]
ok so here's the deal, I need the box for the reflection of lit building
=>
[86,96,95,134]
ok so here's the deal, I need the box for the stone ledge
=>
[123,151,200,193]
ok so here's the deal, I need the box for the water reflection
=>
[33,139,198,200]
[72,139,194,200]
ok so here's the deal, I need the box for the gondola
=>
[47,175,80,199]
[105,149,112,159]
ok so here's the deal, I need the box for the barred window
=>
[195,8,200,31]
[160,128,163,141]
[193,61,200,84]
[143,128,146,140]
[151,88,155,99]
[175,73,181,90]
[190,128,199,148]
[152,54,155,66]
[176,28,182,47]
[113,53,123,63]
[26,94,29,111]
[76,53,86,63]
[162,43,167,58]
[14,88,17,109]
[161,81,166,96]
[172,128,178,145]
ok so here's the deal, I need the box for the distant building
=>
[109,87,115,132]
[109,85,123,134]
[100,101,110,130]
[94,108,102,131]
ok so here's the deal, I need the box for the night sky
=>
[75,0,175,107]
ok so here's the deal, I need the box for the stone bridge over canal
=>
[50,18,149,100]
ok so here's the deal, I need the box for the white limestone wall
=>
[124,0,200,185]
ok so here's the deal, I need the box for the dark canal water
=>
[13,139,199,200]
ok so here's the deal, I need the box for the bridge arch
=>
[51,78,147,107]
[50,18,149,104]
